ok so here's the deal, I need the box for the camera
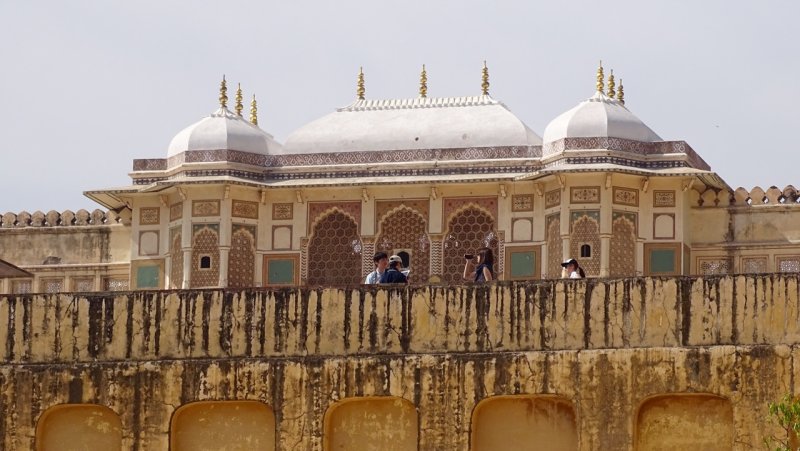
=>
[464,254,474,260]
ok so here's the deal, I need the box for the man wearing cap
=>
[561,258,585,279]
[380,255,408,284]
[365,252,389,284]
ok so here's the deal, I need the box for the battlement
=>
[0,208,126,228]
[690,184,800,207]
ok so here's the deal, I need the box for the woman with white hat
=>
[561,258,586,279]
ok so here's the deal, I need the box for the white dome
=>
[283,95,542,154]
[167,107,283,157]
[543,92,661,146]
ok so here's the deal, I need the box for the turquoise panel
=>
[268,259,295,284]
[136,265,160,288]
[510,251,536,278]
[650,249,676,273]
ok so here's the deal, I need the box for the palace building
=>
[1,63,797,293]
[1,63,799,450]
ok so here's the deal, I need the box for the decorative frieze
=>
[272,203,294,220]
[139,207,160,225]
[570,186,600,204]
[232,200,259,219]
[653,190,676,207]
[613,187,638,206]
[511,194,533,212]
[192,200,220,217]
[170,202,183,221]
[545,189,561,208]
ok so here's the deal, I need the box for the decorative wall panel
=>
[570,187,600,204]
[308,202,361,235]
[139,231,159,256]
[232,200,259,219]
[169,227,183,289]
[546,214,562,278]
[272,203,293,220]
[612,187,638,206]
[442,207,497,285]
[698,257,731,275]
[511,195,533,212]
[610,212,637,277]
[443,197,497,226]
[190,224,220,288]
[777,256,800,273]
[375,199,429,230]
[72,277,94,292]
[306,211,361,286]
[545,189,561,208]
[170,202,183,221]
[192,200,220,217]
[139,207,160,225]
[376,207,430,283]
[570,211,600,276]
[741,256,768,273]
[228,225,256,288]
[653,190,676,207]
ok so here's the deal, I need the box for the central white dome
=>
[283,95,542,154]
[543,91,661,146]
[167,107,283,157]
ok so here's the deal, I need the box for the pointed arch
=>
[376,206,430,282]
[610,213,636,277]
[442,206,498,285]
[570,213,600,277]
[191,224,220,288]
[307,210,362,286]
[229,224,256,288]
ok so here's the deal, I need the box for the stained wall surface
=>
[0,275,798,449]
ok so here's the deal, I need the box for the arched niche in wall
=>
[170,400,275,451]
[324,396,418,451]
[470,395,577,451]
[36,404,122,451]
[635,394,733,450]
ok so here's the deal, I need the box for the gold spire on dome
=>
[607,69,616,98]
[481,61,490,95]
[617,79,625,105]
[596,61,604,93]
[357,67,365,100]
[419,64,428,98]
[250,95,258,125]
[219,75,228,108]
[235,83,244,116]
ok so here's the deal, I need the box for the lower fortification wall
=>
[1,276,798,449]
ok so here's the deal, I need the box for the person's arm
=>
[482,266,493,282]
[463,261,474,280]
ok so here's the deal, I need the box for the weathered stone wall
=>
[1,275,798,449]
[0,224,129,266]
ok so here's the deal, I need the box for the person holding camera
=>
[463,247,494,283]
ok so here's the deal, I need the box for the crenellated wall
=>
[0,275,798,449]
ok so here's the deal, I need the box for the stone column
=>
[218,246,230,288]
[599,233,611,277]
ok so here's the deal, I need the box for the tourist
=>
[561,258,586,279]
[380,255,408,284]
[365,252,388,284]
[463,247,494,282]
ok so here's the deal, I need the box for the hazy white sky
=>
[1,1,798,212]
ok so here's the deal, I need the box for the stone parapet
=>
[0,208,125,228]
[1,275,798,364]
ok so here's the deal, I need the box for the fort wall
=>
[0,275,797,449]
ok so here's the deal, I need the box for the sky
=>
[1,1,798,212]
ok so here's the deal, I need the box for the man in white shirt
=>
[365,252,389,284]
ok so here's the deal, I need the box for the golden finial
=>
[357,67,365,100]
[250,95,258,125]
[235,83,243,116]
[219,75,228,108]
[596,61,604,93]
[481,60,490,96]
[617,79,625,105]
[607,69,616,98]
[419,64,428,98]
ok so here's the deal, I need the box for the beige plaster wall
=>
[0,225,129,266]
[0,276,798,449]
